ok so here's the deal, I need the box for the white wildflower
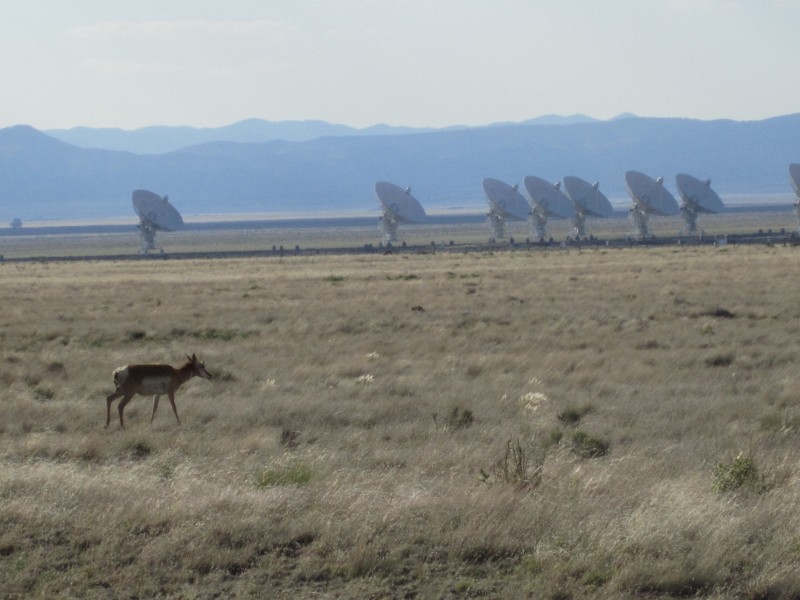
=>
[519,391,548,412]
[259,378,277,392]
[356,374,374,385]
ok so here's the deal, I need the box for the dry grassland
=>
[2,244,800,598]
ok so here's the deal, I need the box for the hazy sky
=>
[3,0,799,130]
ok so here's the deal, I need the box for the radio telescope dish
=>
[789,164,800,233]
[523,175,573,240]
[132,189,184,254]
[374,181,426,244]
[624,171,679,239]
[790,164,800,197]
[675,173,724,235]
[482,177,531,239]
[562,176,614,238]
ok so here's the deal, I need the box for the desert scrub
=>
[432,405,474,431]
[705,352,735,367]
[483,438,543,490]
[713,454,764,493]
[557,404,593,426]
[256,462,312,487]
[121,438,153,460]
[570,430,609,458]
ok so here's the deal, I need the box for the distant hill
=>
[44,116,602,155]
[45,119,440,155]
[521,114,600,126]
[2,114,799,221]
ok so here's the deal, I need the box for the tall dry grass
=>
[2,244,800,598]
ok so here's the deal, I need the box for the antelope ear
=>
[191,353,197,362]
[186,354,192,362]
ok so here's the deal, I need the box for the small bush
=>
[570,430,609,458]
[547,428,563,447]
[583,570,610,589]
[33,386,55,401]
[257,463,312,487]
[386,274,419,281]
[713,454,763,493]
[705,307,736,319]
[122,439,153,460]
[280,429,300,449]
[433,406,474,430]
[557,405,592,426]
[169,327,253,341]
[46,361,66,375]
[201,328,248,341]
[705,353,734,367]
[490,439,543,490]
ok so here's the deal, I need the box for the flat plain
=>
[3,231,800,598]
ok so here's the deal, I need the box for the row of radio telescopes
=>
[376,171,734,245]
[130,165,800,253]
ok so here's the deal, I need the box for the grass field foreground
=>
[2,245,800,598]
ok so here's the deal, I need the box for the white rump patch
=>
[112,366,130,386]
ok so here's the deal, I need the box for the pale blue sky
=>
[3,0,799,130]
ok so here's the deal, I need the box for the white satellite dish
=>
[675,173,725,235]
[523,175,573,240]
[790,163,800,197]
[562,176,614,238]
[132,189,184,254]
[482,177,531,239]
[374,181,427,244]
[789,164,800,233]
[624,171,679,239]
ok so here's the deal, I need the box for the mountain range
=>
[44,114,600,155]
[1,114,798,222]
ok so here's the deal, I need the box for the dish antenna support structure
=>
[482,178,531,240]
[562,176,614,238]
[523,175,573,240]
[132,189,184,254]
[675,173,725,236]
[790,164,800,232]
[624,171,679,239]
[374,181,426,244]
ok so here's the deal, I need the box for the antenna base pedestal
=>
[487,211,505,239]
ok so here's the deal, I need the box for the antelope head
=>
[187,353,212,380]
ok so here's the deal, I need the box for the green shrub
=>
[256,463,312,487]
[713,454,762,493]
[547,428,564,447]
[386,273,419,281]
[557,405,592,426]
[583,570,610,589]
[570,430,609,458]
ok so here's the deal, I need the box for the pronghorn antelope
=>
[106,353,212,429]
